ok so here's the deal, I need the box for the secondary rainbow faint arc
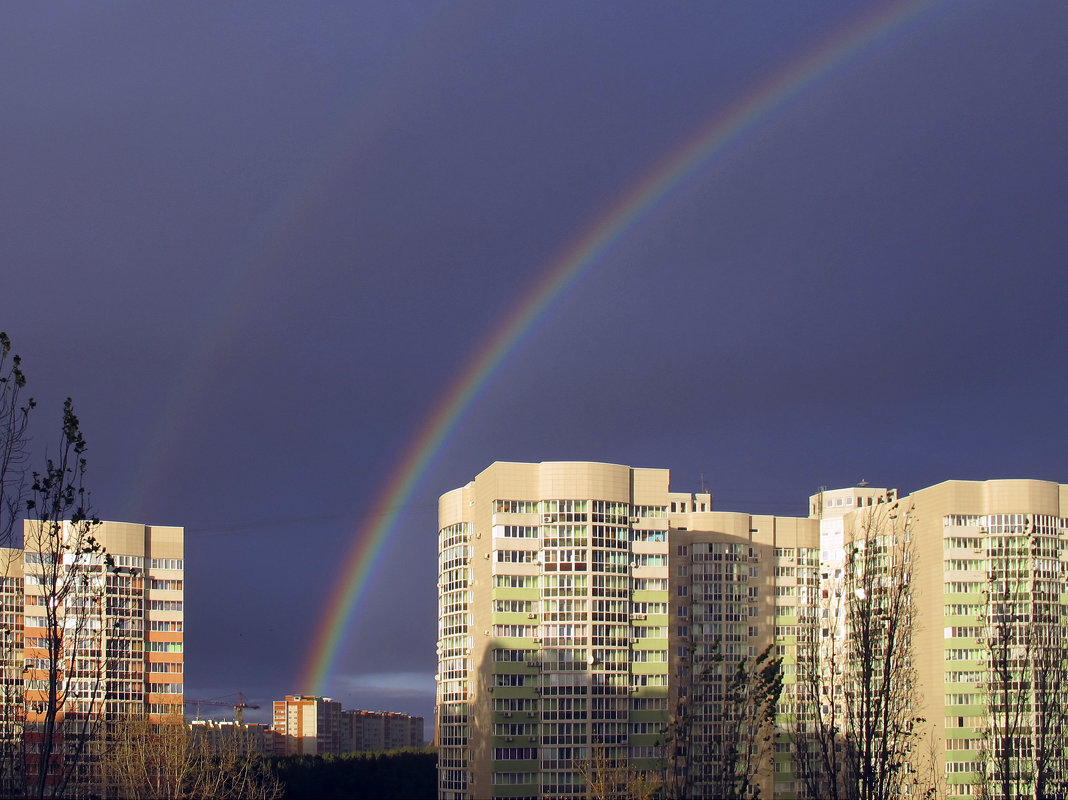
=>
[300,0,941,695]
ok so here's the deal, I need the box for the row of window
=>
[494,501,673,519]
[148,600,183,612]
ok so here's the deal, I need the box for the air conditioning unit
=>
[629,517,640,524]
[484,553,490,559]
[527,613,537,619]
[632,613,647,620]
[505,736,513,742]
[532,638,541,643]
[527,661,539,667]
[630,638,639,644]
[504,712,512,718]
[543,515,555,524]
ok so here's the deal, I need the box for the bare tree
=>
[663,641,782,799]
[792,504,921,800]
[0,548,25,797]
[841,503,920,800]
[575,743,661,800]
[98,714,189,799]
[0,332,34,546]
[980,515,1068,800]
[792,570,849,800]
[983,573,1032,800]
[1029,603,1068,800]
[0,332,34,795]
[98,714,282,800]
[185,729,282,800]
[22,398,106,799]
[841,502,920,800]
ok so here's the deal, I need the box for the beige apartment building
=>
[891,479,1068,800]
[0,520,184,794]
[437,463,1068,800]
[436,461,822,799]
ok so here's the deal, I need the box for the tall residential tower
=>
[436,461,820,799]
[439,463,1068,800]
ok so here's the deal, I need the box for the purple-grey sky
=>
[2,1,1066,729]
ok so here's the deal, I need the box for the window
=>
[494,500,538,514]
[149,558,183,571]
[148,600,183,612]
[494,525,539,539]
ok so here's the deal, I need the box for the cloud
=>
[336,671,436,699]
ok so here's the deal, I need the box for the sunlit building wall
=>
[9,520,184,793]
[440,466,1068,800]
[340,709,425,752]
[272,695,342,755]
[888,480,1068,800]
[436,461,820,800]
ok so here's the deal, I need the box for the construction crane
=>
[184,692,261,724]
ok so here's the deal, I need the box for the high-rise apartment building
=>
[892,480,1068,800]
[438,463,1068,800]
[436,461,821,799]
[272,695,343,755]
[0,520,184,794]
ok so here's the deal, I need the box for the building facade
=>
[437,463,1068,800]
[0,519,184,794]
[272,695,343,755]
[436,461,822,799]
[272,696,424,756]
[341,709,425,752]
[901,480,1068,800]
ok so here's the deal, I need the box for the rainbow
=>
[300,0,943,695]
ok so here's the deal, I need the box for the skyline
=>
[2,0,1066,729]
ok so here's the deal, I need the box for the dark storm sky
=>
[2,1,1066,727]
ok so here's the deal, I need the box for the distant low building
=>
[191,719,284,757]
[341,709,425,751]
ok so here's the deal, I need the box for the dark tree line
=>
[268,749,437,800]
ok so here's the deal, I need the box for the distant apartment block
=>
[436,461,816,799]
[341,709,425,752]
[272,695,342,755]
[0,520,184,794]
[437,461,1068,800]
[272,696,423,755]
[191,719,285,757]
